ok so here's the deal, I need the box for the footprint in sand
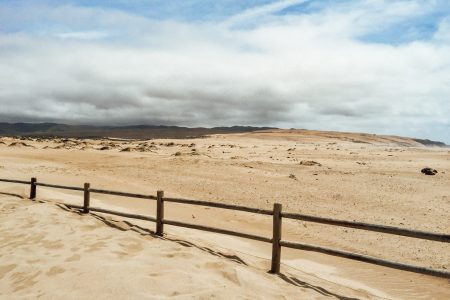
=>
[85,241,107,252]
[42,240,64,250]
[64,254,81,262]
[46,266,66,276]
[204,262,240,285]
[119,241,143,254]
[26,259,40,264]
[80,224,102,232]
[163,251,194,259]
[11,271,42,292]
[112,238,144,259]
[0,264,17,280]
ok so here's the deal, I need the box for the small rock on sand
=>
[120,147,134,152]
[299,160,322,167]
[421,167,437,175]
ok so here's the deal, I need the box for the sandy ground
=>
[0,129,449,299]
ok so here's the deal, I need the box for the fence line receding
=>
[0,177,449,279]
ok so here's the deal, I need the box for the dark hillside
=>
[0,123,275,139]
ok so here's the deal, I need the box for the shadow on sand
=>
[277,273,360,300]
[0,192,25,199]
[55,202,360,300]
[56,203,247,266]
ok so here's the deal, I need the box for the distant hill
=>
[412,138,447,147]
[238,129,448,147]
[0,123,276,139]
[0,123,447,146]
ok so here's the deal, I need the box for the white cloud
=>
[55,31,110,40]
[223,0,309,27]
[434,17,450,43]
[0,1,449,142]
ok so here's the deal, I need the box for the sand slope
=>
[0,194,383,299]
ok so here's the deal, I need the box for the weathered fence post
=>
[83,183,90,213]
[30,177,37,199]
[156,190,164,236]
[270,203,282,273]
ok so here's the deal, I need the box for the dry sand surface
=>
[0,129,449,299]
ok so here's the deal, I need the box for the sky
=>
[0,0,449,143]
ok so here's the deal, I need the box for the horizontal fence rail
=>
[164,197,273,215]
[0,177,449,279]
[90,206,157,222]
[90,188,157,200]
[280,240,450,278]
[36,182,84,191]
[0,178,31,184]
[65,204,157,222]
[282,212,450,243]
[163,219,272,243]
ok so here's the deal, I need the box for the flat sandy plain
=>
[0,129,449,299]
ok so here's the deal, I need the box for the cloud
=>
[434,17,450,42]
[55,30,110,40]
[0,0,449,142]
[223,0,309,27]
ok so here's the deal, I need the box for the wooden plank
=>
[0,178,31,184]
[270,203,282,273]
[156,190,164,236]
[281,212,450,243]
[65,204,156,222]
[280,240,450,279]
[164,197,273,215]
[83,183,90,213]
[89,207,156,222]
[29,177,37,199]
[90,188,157,200]
[36,182,84,191]
[163,219,271,243]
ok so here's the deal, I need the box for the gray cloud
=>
[0,1,450,142]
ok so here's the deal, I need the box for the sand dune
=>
[0,130,449,299]
[1,194,381,299]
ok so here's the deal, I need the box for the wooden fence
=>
[1,177,449,278]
